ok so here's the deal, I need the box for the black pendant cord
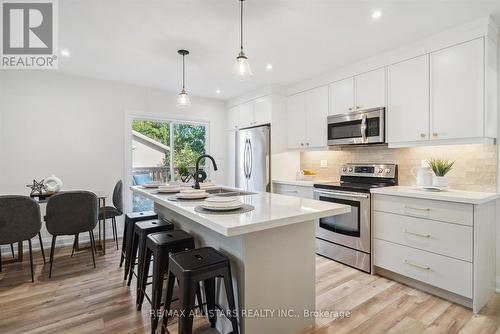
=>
[182,53,185,90]
[240,0,244,52]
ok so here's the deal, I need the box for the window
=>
[130,118,208,212]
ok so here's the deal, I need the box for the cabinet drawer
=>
[373,211,472,262]
[374,239,472,298]
[373,194,473,226]
[273,184,313,199]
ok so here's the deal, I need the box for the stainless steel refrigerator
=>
[235,125,270,192]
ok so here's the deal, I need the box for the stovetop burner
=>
[314,163,398,193]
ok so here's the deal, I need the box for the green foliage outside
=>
[132,120,206,178]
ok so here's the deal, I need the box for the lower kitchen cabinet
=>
[372,193,496,313]
[272,182,313,199]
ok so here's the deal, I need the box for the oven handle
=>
[314,189,369,199]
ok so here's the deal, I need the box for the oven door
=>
[314,189,370,253]
[327,108,384,145]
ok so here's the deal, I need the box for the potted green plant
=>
[428,158,455,187]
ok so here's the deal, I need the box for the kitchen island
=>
[131,186,350,334]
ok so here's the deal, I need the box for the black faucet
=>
[193,154,218,189]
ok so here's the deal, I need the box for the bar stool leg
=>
[161,271,176,334]
[137,247,152,310]
[222,268,239,334]
[119,220,128,267]
[178,278,197,334]
[48,235,57,278]
[150,251,166,333]
[28,239,34,282]
[135,235,148,304]
[203,278,217,328]
[127,233,139,286]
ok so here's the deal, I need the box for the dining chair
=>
[45,191,98,278]
[98,180,123,250]
[0,196,43,282]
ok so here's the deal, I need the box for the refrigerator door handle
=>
[243,139,249,179]
[248,138,253,179]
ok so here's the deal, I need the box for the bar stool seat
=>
[138,230,200,333]
[162,247,239,334]
[127,218,174,303]
[121,211,158,279]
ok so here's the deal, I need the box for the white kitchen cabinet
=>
[372,193,496,313]
[227,106,239,131]
[305,86,328,148]
[329,77,354,115]
[237,102,254,129]
[430,38,484,140]
[286,92,307,149]
[272,183,313,199]
[355,68,386,110]
[286,85,328,149]
[253,96,272,126]
[387,55,430,143]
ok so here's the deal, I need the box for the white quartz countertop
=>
[131,186,350,237]
[371,186,500,205]
[272,179,333,187]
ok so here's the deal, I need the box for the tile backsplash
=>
[300,144,497,192]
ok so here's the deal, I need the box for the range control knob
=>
[348,167,353,172]
[385,168,391,173]
[378,168,384,173]
[341,167,347,172]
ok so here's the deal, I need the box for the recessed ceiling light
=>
[371,9,382,20]
[60,49,71,57]
[266,64,273,71]
[215,89,221,94]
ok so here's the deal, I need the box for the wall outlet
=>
[320,160,328,168]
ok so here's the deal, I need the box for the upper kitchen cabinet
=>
[227,95,273,130]
[329,77,354,114]
[329,68,386,115]
[355,68,386,110]
[286,85,328,149]
[430,38,484,140]
[286,92,307,149]
[387,55,430,143]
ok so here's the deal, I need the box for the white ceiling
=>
[58,0,500,100]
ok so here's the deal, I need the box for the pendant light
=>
[233,0,252,78]
[176,49,191,109]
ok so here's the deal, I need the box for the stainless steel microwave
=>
[327,107,385,146]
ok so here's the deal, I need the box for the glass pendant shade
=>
[176,89,191,109]
[233,51,253,78]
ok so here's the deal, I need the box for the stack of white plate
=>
[176,189,209,199]
[200,196,243,211]
[143,181,165,188]
[158,184,181,193]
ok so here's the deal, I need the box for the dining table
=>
[4,191,110,265]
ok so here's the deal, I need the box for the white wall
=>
[0,71,227,249]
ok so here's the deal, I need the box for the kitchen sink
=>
[206,187,256,197]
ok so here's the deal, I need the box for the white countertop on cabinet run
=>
[131,186,350,236]
[371,186,500,205]
[272,179,333,187]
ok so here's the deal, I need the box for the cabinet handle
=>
[432,132,438,137]
[300,143,304,146]
[404,205,430,212]
[404,259,431,271]
[420,133,426,138]
[284,190,299,194]
[306,143,310,146]
[356,106,362,109]
[348,107,353,111]
[404,229,431,238]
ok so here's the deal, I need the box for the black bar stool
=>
[161,247,239,334]
[138,230,201,333]
[121,211,158,279]
[127,218,174,303]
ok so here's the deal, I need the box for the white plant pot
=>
[432,175,448,187]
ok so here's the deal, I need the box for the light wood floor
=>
[1,243,500,334]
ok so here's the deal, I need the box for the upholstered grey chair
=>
[45,191,98,278]
[98,180,123,250]
[0,196,43,282]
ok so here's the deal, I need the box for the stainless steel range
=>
[313,163,397,273]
